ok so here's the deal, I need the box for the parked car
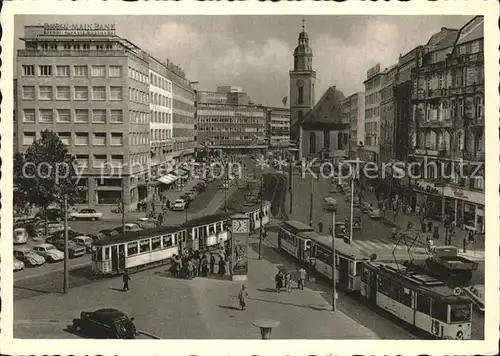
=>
[463,285,484,312]
[69,208,103,221]
[13,227,29,244]
[368,207,382,219]
[35,208,64,222]
[171,199,187,211]
[51,229,85,241]
[72,236,94,253]
[72,308,138,339]
[361,202,372,214]
[32,243,65,262]
[110,223,143,236]
[45,239,86,258]
[13,247,45,267]
[136,218,157,229]
[180,194,193,203]
[13,258,25,271]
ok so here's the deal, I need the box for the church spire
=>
[302,17,306,31]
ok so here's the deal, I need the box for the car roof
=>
[14,247,33,252]
[34,243,54,248]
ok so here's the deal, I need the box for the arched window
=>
[337,133,343,149]
[456,131,464,151]
[298,85,304,104]
[298,110,303,123]
[309,132,316,154]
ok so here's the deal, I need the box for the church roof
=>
[300,86,347,130]
[294,45,313,56]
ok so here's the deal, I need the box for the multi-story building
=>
[410,17,484,233]
[196,87,266,153]
[363,63,384,164]
[13,79,18,149]
[343,92,365,159]
[266,107,290,148]
[379,65,397,164]
[15,23,195,210]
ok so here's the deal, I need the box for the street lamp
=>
[253,319,280,340]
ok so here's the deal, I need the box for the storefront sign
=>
[452,189,468,199]
[443,186,484,205]
[367,63,381,79]
[43,23,116,36]
[232,233,248,275]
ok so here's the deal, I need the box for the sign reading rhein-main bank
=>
[43,23,116,36]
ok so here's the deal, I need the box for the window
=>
[38,86,53,100]
[38,65,52,76]
[110,109,123,123]
[109,66,122,77]
[416,294,432,315]
[431,299,448,322]
[74,65,88,77]
[75,155,89,168]
[324,130,330,148]
[22,65,34,76]
[450,304,471,323]
[152,237,161,250]
[399,287,412,308]
[56,86,70,100]
[91,65,106,77]
[75,133,89,146]
[22,86,35,100]
[110,133,123,146]
[75,109,89,123]
[56,65,70,77]
[298,86,303,104]
[56,109,71,123]
[474,96,483,118]
[92,86,106,101]
[58,132,71,146]
[23,132,36,145]
[39,109,54,123]
[93,133,107,146]
[140,239,150,253]
[74,86,89,100]
[23,109,36,123]
[315,245,331,264]
[93,154,107,167]
[162,234,173,247]
[309,132,316,154]
[127,242,138,255]
[471,41,480,54]
[92,109,106,123]
[111,155,123,167]
[110,86,123,101]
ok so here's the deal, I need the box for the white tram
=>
[183,214,230,251]
[92,225,186,276]
[244,200,271,233]
[359,261,473,339]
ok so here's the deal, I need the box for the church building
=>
[289,20,350,161]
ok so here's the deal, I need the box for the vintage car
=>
[361,202,372,214]
[463,285,484,312]
[32,243,64,262]
[171,199,187,211]
[13,247,45,267]
[72,308,139,339]
[13,258,25,271]
[110,224,143,236]
[136,218,157,229]
[72,236,94,253]
[45,238,86,259]
[51,229,86,241]
[367,207,382,219]
[13,227,29,244]
[69,208,103,221]
[35,208,64,222]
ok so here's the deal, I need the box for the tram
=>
[359,261,472,339]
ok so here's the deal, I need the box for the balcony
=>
[17,49,128,57]
[419,119,453,129]
[427,88,448,99]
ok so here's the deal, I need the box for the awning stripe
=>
[157,174,179,185]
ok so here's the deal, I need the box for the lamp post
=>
[331,209,337,312]
[253,319,280,340]
[259,174,264,260]
[63,195,69,293]
[309,173,314,227]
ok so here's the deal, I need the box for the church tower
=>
[289,18,316,142]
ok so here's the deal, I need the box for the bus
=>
[359,261,472,339]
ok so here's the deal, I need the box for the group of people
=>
[274,267,307,293]
[170,246,230,280]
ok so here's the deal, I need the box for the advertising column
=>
[230,213,250,281]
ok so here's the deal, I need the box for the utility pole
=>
[288,160,293,214]
[224,160,228,212]
[309,174,313,227]
[122,179,126,233]
[63,195,69,293]
[331,209,337,311]
[259,174,263,260]
[350,177,354,245]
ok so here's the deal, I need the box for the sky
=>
[14,15,472,107]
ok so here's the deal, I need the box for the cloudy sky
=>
[15,15,471,106]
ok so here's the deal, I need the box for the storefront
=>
[443,186,485,233]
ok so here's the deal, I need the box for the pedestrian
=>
[391,226,398,240]
[166,199,170,210]
[210,253,216,275]
[151,201,155,213]
[427,220,433,234]
[201,256,209,277]
[284,271,292,293]
[218,258,226,278]
[158,212,163,226]
[173,255,181,278]
[298,267,306,290]
[238,284,248,311]
[187,259,194,279]
[275,271,284,293]
[415,204,420,216]
[318,221,323,233]
[122,271,131,291]
[468,229,475,243]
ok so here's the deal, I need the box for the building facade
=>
[343,92,365,159]
[289,22,316,142]
[363,63,384,164]
[410,17,484,233]
[379,65,397,164]
[196,87,266,152]
[266,107,290,148]
[15,23,195,210]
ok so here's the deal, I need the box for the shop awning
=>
[174,168,189,178]
[157,174,179,185]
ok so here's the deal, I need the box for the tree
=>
[14,130,83,236]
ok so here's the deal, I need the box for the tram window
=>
[335,255,339,268]
[216,222,222,233]
[399,287,412,308]
[348,261,354,275]
[387,281,400,300]
[416,294,431,315]
[92,246,100,261]
[152,237,161,250]
[140,239,150,253]
[127,242,138,255]
[208,224,215,235]
[163,234,172,247]
[450,304,471,322]
[360,266,369,283]
[315,246,332,264]
[431,299,448,322]
[377,276,390,295]
[104,247,110,260]
[354,262,360,276]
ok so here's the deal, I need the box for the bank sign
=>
[43,23,116,36]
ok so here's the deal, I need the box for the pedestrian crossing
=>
[351,238,426,252]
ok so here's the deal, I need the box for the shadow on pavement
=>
[14,285,58,295]
[68,265,94,280]
[248,296,330,312]
[256,287,277,293]
[217,305,241,311]
[107,287,124,292]
[249,243,285,266]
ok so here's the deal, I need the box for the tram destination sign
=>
[43,23,116,36]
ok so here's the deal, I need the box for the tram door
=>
[111,245,119,271]
[118,244,126,270]
[338,257,349,288]
[367,270,377,303]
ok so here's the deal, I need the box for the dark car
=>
[45,238,86,258]
[35,208,64,222]
[72,308,138,339]
[51,229,86,241]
